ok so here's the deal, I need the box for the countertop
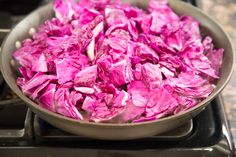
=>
[199,0,236,145]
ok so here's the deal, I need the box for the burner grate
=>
[33,116,193,143]
[0,103,32,142]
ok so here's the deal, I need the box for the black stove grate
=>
[33,115,193,143]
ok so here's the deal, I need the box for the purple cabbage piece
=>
[109,58,133,87]
[13,40,44,69]
[175,95,198,113]
[79,8,100,26]
[133,14,152,34]
[148,0,179,20]
[141,63,162,88]
[105,7,128,26]
[54,88,83,120]
[113,90,129,107]
[96,54,113,82]
[31,53,48,72]
[90,103,124,123]
[117,101,145,122]
[148,0,179,33]
[17,78,27,87]
[104,94,114,105]
[165,72,215,98]
[133,63,142,80]
[160,21,185,51]
[139,34,175,54]
[83,90,129,122]
[31,80,51,99]
[128,81,149,107]
[38,83,57,112]
[74,65,98,86]
[106,29,131,53]
[82,96,97,113]
[207,48,224,76]
[18,67,34,80]
[203,36,224,76]
[180,16,201,40]
[20,72,57,96]
[13,0,223,123]
[203,36,213,52]
[146,87,178,117]
[96,82,117,94]
[54,0,81,23]
[191,59,219,79]
[135,42,159,63]
[55,57,80,84]
[78,0,111,10]
[159,16,201,52]
[41,18,73,37]
[105,21,138,41]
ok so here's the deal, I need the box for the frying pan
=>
[0,0,234,140]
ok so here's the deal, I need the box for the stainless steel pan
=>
[0,0,234,140]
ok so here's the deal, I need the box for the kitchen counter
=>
[199,0,236,145]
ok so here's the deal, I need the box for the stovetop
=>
[0,86,234,156]
[0,0,235,157]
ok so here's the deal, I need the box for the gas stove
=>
[0,0,235,157]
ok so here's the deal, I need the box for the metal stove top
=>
[0,0,235,157]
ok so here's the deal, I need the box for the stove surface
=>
[0,0,235,157]
[0,92,234,157]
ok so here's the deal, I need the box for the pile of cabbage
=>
[13,0,223,123]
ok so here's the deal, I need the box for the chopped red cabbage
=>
[13,0,223,123]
